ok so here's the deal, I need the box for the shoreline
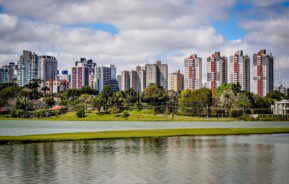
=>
[1,128,289,144]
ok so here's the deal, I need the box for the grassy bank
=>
[1,128,289,144]
[0,110,236,121]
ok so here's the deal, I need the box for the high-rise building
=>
[252,49,274,97]
[275,84,289,97]
[38,55,58,82]
[145,61,168,90]
[121,70,130,90]
[75,58,96,75]
[129,70,138,91]
[17,50,39,86]
[207,52,228,93]
[71,62,89,89]
[168,70,184,92]
[229,50,250,91]
[136,65,146,92]
[184,54,202,91]
[0,67,8,83]
[95,65,119,92]
[0,62,17,83]
[117,75,121,89]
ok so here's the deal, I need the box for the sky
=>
[0,0,289,86]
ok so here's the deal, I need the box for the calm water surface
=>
[1,120,289,136]
[0,134,289,184]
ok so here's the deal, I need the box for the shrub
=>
[229,109,243,118]
[76,109,85,118]
[121,111,130,119]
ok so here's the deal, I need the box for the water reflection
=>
[0,135,289,184]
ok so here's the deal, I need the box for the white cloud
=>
[0,0,289,86]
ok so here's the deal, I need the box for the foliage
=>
[179,88,212,116]
[91,95,106,112]
[44,97,56,108]
[76,109,86,118]
[121,110,130,119]
[266,90,288,101]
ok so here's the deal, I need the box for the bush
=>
[121,111,130,119]
[107,106,119,115]
[10,109,26,118]
[229,109,243,118]
[76,109,85,118]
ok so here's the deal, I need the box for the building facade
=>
[229,50,250,91]
[145,61,168,90]
[136,65,146,92]
[168,70,184,92]
[275,85,289,97]
[252,49,274,97]
[71,63,89,89]
[17,50,39,86]
[273,100,289,115]
[184,54,202,91]
[38,55,58,82]
[121,70,130,90]
[95,65,119,92]
[207,52,228,93]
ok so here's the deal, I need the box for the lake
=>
[0,134,289,183]
[1,120,289,136]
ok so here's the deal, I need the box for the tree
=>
[266,90,288,101]
[44,97,56,108]
[167,90,179,118]
[100,86,113,112]
[76,109,85,118]
[178,88,212,116]
[91,95,106,112]
[143,84,168,113]
[41,86,50,96]
[79,86,98,95]
[121,110,130,119]
[219,89,235,116]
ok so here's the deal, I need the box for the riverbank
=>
[1,128,289,144]
[0,110,237,121]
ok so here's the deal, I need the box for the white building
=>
[207,52,228,93]
[17,50,39,86]
[94,65,118,92]
[252,49,274,97]
[273,100,289,115]
[229,50,250,91]
[38,55,58,82]
[184,54,202,91]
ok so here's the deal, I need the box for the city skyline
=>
[0,1,289,85]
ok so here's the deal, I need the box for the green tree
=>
[44,97,56,108]
[41,86,50,97]
[76,109,85,118]
[219,89,235,116]
[121,110,130,119]
[266,90,288,101]
[91,95,106,112]
[143,84,168,113]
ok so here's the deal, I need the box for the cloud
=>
[0,0,289,87]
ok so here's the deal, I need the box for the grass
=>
[1,128,289,144]
[0,110,236,121]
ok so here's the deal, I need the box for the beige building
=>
[121,70,130,90]
[145,61,168,90]
[168,70,184,92]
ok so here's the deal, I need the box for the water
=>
[0,134,289,184]
[1,120,289,136]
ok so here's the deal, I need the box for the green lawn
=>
[1,128,289,143]
[0,110,236,121]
